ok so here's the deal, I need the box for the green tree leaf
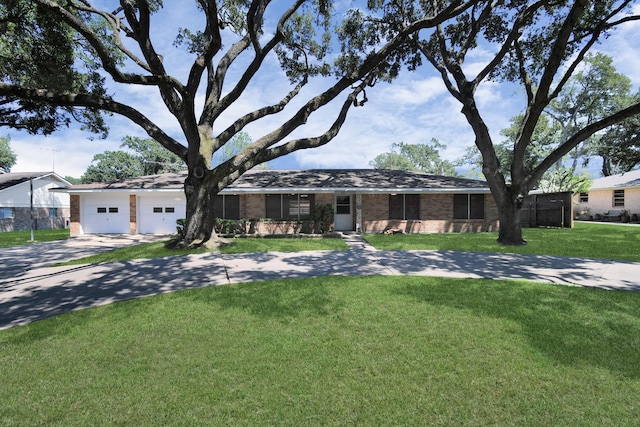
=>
[370,139,457,176]
[0,134,16,172]
[0,0,108,136]
[120,136,186,175]
[81,151,144,183]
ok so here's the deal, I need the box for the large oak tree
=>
[418,0,640,244]
[346,0,640,244]
[0,0,474,247]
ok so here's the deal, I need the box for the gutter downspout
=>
[29,178,34,242]
[355,193,362,233]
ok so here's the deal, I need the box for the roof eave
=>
[589,184,640,191]
[54,187,491,194]
[221,187,491,194]
[52,188,182,193]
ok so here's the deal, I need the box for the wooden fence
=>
[520,192,574,228]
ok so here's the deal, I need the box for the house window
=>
[214,195,240,220]
[336,196,351,214]
[265,194,282,219]
[0,207,14,219]
[49,208,58,218]
[155,207,175,214]
[289,194,312,218]
[613,190,625,207]
[98,207,119,214]
[579,192,588,203]
[453,194,485,220]
[265,194,315,220]
[389,194,420,220]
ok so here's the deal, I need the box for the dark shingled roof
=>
[66,172,187,191]
[231,169,489,191]
[0,172,56,191]
[64,169,490,192]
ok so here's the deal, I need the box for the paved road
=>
[1,234,640,330]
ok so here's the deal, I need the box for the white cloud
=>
[595,12,640,88]
[377,77,447,106]
[10,130,122,178]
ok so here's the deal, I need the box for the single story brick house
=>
[0,172,71,232]
[574,169,640,221]
[56,169,499,235]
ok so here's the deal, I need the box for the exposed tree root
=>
[497,237,528,246]
[165,236,233,251]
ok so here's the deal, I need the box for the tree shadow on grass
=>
[393,277,640,379]
[185,277,344,320]
[377,250,640,291]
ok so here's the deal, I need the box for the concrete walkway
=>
[1,234,640,330]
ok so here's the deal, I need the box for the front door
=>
[334,194,353,231]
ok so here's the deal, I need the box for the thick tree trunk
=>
[180,168,218,248]
[496,195,527,246]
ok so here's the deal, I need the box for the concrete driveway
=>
[1,234,640,330]
[0,234,170,274]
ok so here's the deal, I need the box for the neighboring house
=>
[0,172,71,232]
[57,169,499,236]
[574,169,640,220]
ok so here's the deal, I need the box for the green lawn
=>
[55,236,349,266]
[220,235,348,254]
[0,228,70,247]
[364,222,640,261]
[2,275,639,426]
[5,222,639,263]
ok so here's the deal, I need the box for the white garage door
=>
[82,194,130,234]
[138,195,186,234]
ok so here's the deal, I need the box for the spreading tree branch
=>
[215,78,372,189]
[35,0,184,90]
[0,82,187,160]
[526,101,640,189]
[201,0,305,125]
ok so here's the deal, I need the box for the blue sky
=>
[8,2,640,179]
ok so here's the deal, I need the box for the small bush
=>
[176,218,186,238]
[214,218,245,234]
[312,203,334,234]
[180,205,336,237]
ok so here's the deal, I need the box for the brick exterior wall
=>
[238,193,334,234]
[233,192,499,234]
[0,207,70,232]
[315,193,333,205]
[242,194,265,218]
[129,195,137,234]
[65,191,499,236]
[252,221,310,234]
[361,193,499,233]
[69,195,81,236]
